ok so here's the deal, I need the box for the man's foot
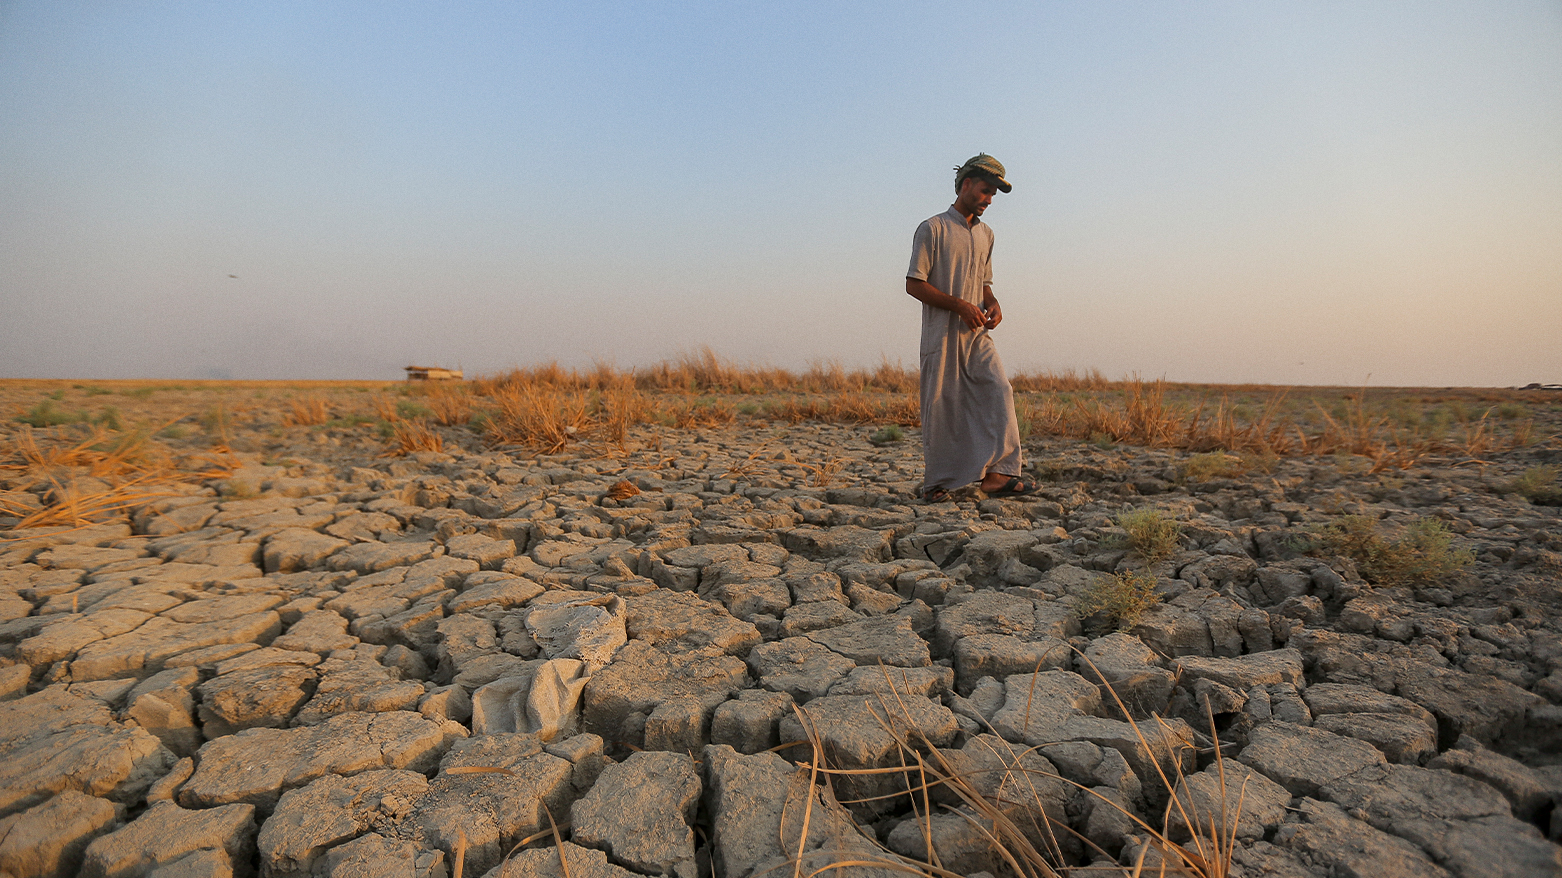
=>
[979,475,1035,497]
[920,485,952,503]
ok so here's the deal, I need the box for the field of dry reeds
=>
[3,351,1558,529]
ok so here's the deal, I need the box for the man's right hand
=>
[957,301,987,331]
[906,278,989,331]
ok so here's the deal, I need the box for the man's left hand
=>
[983,299,1003,330]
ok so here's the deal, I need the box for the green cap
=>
[955,153,1012,193]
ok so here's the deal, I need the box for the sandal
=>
[920,486,952,503]
[982,476,1035,498]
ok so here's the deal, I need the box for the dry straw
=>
[773,659,1245,878]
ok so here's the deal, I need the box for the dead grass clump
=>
[662,397,736,429]
[1074,570,1161,633]
[282,395,330,426]
[485,386,592,453]
[1010,367,1111,393]
[388,420,445,456]
[604,480,640,501]
[2,426,237,531]
[425,384,473,426]
[1312,515,1474,587]
[787,663,1241,877]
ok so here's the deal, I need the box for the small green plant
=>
[1495,402,1528,420]
[84,385,112,396]
[869,424,905,446]
[47,389,66,401]
[376,420,397,440]
[1089,431,1116,448]
[1075,570,1161,633]
[1182,452,1245,482]
[17,399,83,427]
[93,407,123,431]
[1509,465,1561,505]
[121,386,156,399]
[1313,514,1474,586]
[157,424,188,440]
[396,399,433,420]
[1115,507,1183,563]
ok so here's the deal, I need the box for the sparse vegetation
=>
[1312,514,1474,586]
[1115,508,1184,563]
[199,405,233,446]
[1075,570,1161,633]
[395,399,433,420]
[1510,465,1562,505]
[17,399,84,427]
[869,424,905,445]
[282,395,330,426]
[389,420,445,455]
[1182,452,1245,482]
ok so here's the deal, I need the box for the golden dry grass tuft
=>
[282,395,330,426]
[783,662,1244,877]
[387,420,445,456]
[1,425,236,531]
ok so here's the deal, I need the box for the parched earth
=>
[2,419,1561,878]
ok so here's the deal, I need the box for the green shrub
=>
[121,387,156,399]
[1075,570,1160,633]
[1182,452,1245,482]
[84,385,112,396]
[1114,508,1183,563]
[1313,515,1473,586]
[396,399,433,420]
[869,424,905,446]
[17,399,83,427]
[93,407,123,431]
[1510,465,1561,505]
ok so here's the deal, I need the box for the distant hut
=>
[405,365,463,382]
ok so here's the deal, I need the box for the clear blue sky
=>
[2,2,1558,386]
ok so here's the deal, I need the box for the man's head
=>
[954,153,1012,195]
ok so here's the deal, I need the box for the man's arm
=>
[906,277,987,331]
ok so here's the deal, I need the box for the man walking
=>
[905,153,1031,502]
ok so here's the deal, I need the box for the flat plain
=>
[2,367,1560,877]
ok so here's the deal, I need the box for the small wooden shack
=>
[404,365,463,381]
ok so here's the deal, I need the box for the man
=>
[905,153,1031,503]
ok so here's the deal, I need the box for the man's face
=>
[956,177,999,218]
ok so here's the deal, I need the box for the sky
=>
[1,2,1559,387]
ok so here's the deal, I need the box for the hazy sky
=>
[2,3,1559,386]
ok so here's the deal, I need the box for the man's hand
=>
[907,277,990,331]
[982,297,1003,330]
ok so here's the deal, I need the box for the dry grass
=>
[282,395,330,426]
[1,425,236,531]
[387,420,445,456]
[422,383,474,427]
[783,663,1241,877]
